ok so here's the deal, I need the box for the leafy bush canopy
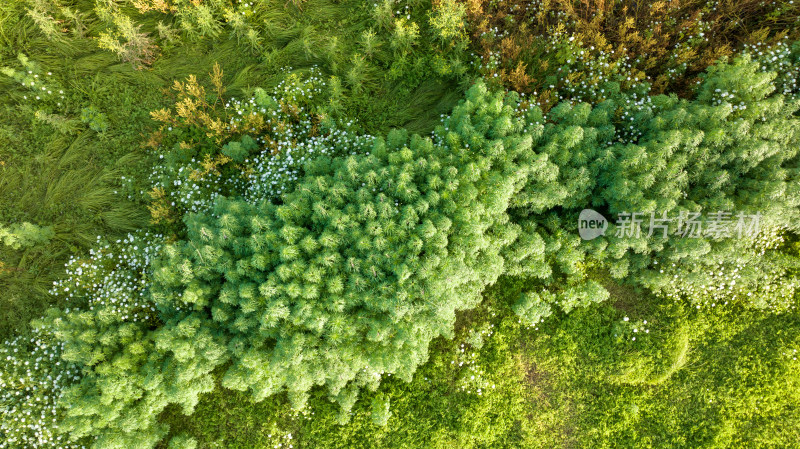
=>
[151,80,540,412]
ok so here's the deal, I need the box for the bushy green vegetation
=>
[153,275,800,448]
[1,1,800,448]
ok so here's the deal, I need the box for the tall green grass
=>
[0,124,148,337]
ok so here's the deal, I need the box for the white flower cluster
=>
[615,316,651,342]
[613,89,654,145]
[242,121,374,204]
[657,227,799,312]
[551,36,649,105]
[146,157,235,215]
[145,67,374,216]
[449,322,497,397]
[0,54,65,106]
[0,328,85,449]
[471,33,661,146]
[49,231,163,323]
[745,37,800,98]
[264,430,294,449]
[0,235,162,448]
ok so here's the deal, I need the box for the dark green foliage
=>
[0,45,155,337]
[80,106,109,133]
[220,135,257,163]
[0,123,148,338]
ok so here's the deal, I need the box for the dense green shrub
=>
[508,53,800,315]
[148,80,541,415]
[655,226,800,312]
[0,222,53,250]
[33,232,227,449]
[79,107,109,133]
[28,50,800,447]
[23,80,541,448]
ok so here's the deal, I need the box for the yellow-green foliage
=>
[520,295,800,448]
[0,222,54,250]
[428,0,468,46]
[159,275,800,448]
[97,11,157,68]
